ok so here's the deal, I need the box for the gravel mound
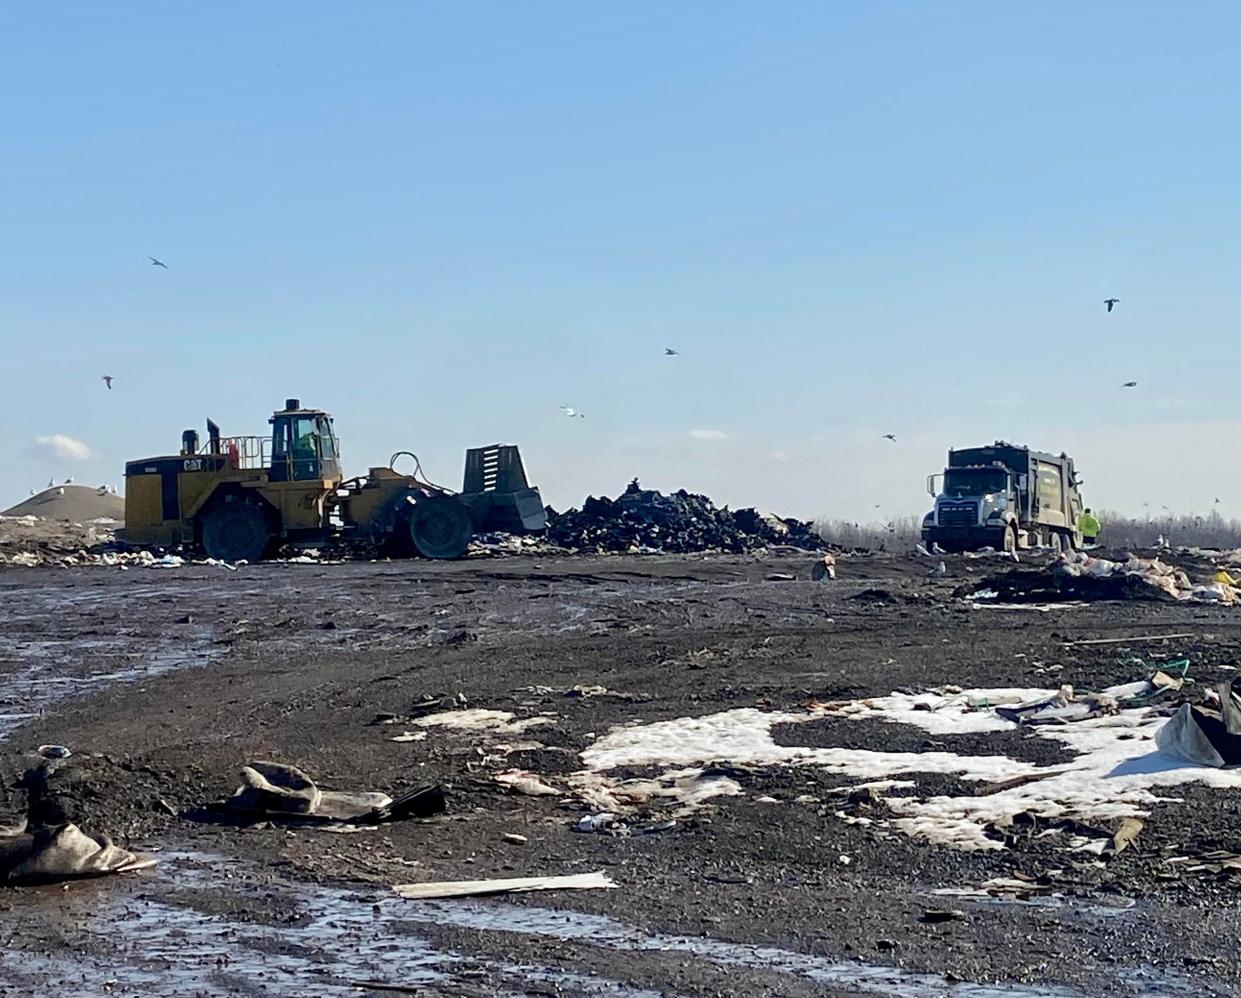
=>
[3,486,124,523]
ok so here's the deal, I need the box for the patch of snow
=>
[579,687,1241,851]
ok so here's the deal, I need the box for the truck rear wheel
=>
[201,501,270,562]
[409,496,473,560]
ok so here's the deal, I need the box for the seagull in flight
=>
[1104,298,1120,312]
[149,256,168,269]
[559,405,586,419]
[882,433,897,442]
[1121,381,1138,388]
[101,375,114,390]
[665,348,679,356]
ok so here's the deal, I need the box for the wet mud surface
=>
[3,553,1241,995]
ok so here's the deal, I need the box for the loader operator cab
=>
[268,399,341,483]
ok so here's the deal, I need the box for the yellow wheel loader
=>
[120,398,546,562]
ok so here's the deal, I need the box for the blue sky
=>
[2,3,1237,519]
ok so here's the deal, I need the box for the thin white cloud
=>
[689,429,731,442]
[769,450,791,462]
[31,434,93,461]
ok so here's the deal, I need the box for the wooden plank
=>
[1061,633,1193,648]
[393,871,616,900]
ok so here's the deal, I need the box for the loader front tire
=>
[409,496,473,560]
[201,501,270,563]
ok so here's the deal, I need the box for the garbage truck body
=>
[922,442,1083,553]
[120,398,547,562]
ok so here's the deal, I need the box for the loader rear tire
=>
[409,496,473,560]
[201,502,270,563]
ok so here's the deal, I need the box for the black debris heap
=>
[547,479,825,554]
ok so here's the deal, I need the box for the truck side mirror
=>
[926,474,940,497]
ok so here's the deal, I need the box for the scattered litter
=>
[36,745,72,760]
[567,766,741,817]
[766,572,796,582]
[811,553,837,581]
[838,854,852,865]
[206,761,445,827]
[920,909,965,924]
[501,833,529,845]
[575,812,617,833]
[994,686,1118,726]
[0,822,155,885]
[1104,817,1144,856]
[1162,849,1241,876]
[1157,680,1241,767]
[495,769,561,797]
[523,684,641,701]
[389,731,428,743]
[393,871,616,900]
[414,709,555,736]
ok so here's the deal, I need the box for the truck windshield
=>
[943,469,1008,496]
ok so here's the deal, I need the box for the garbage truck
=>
[921,441,1084,553]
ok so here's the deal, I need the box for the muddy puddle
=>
[1,853,660,997]
[1,852,1208,998]
[0,641,221,742]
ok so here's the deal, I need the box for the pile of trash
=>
[969,551,1237,605]
[547,479,826,554]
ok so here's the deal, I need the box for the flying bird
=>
[665,347,679,356]
[1215,498,1221,505]
[882,434,897,442]
[1121,381,1138,388]
[1104,298,1119,312]
[558,405,586,419]
[101,375,113,390]
[149,256,168,269]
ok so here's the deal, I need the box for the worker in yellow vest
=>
[1078,508,1101,546]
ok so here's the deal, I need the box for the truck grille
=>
[939,502,978,527]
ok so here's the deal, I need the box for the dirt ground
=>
[3,551,1241,996]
